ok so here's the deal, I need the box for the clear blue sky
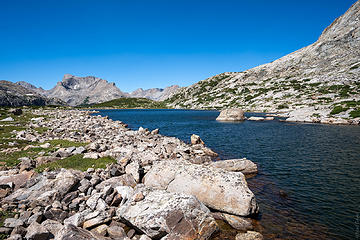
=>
[0,0,356,92]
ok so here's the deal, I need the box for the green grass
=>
[34,127,49,134]
[45,139,87,148]
[36,154,116,172]
[330,106,348,115]
[349,109,360,118]
[85,97,168,109]
[0,147,49,167]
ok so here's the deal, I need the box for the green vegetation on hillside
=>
[83,97,169,109]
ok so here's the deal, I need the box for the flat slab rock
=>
[144,160,258,216]
[117,185,218,239]
[209,159,258,175]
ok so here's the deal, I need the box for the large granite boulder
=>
[209,159,258,175]
[117,185,218,239]
[144,160,258,216]
[216,109,245,121]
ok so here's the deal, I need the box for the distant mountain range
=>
[12,74,180,106]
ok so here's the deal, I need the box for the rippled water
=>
[96,109,360,240]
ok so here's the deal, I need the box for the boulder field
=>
[0,109,262,240]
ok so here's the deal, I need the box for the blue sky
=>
[0,0,356,92]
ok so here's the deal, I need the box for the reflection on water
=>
[96,109,360,240]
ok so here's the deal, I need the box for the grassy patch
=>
[0,147,48,167]
[349,109,360,118]
[34,127,49,134]
[45,139,87,148]
[330,106,348,115]
[36,154,116,172]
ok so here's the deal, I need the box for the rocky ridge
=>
[129,85,180,101]
[0,81,63,107]
[164,1,360,123]
[0,109,262,240]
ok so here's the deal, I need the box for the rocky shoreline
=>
[0,109,262,240]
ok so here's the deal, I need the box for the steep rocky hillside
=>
[129,85,180,101]
[16,81,48,96]
[165,1,360,120]
[0,80,63,107]
[46,74,128,106]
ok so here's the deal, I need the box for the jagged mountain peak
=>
[47,74,127,106]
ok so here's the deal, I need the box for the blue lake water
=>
[96,109,360,240]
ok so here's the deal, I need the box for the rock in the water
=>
[190,134,205,145]
[212,212,253,231]
[247,116,264,121]
[117,185,218,239]
[216,109,245,121]
[210,159,258,175]
[144,160,258,216]
[235,231,263,240]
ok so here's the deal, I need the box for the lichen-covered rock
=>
[117,185,218,239]
[144,160,258,216]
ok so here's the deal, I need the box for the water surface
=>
[96,109,360,240]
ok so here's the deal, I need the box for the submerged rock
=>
[144,160,258,216]
[216,109,245,121]
[235,231,263,240]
